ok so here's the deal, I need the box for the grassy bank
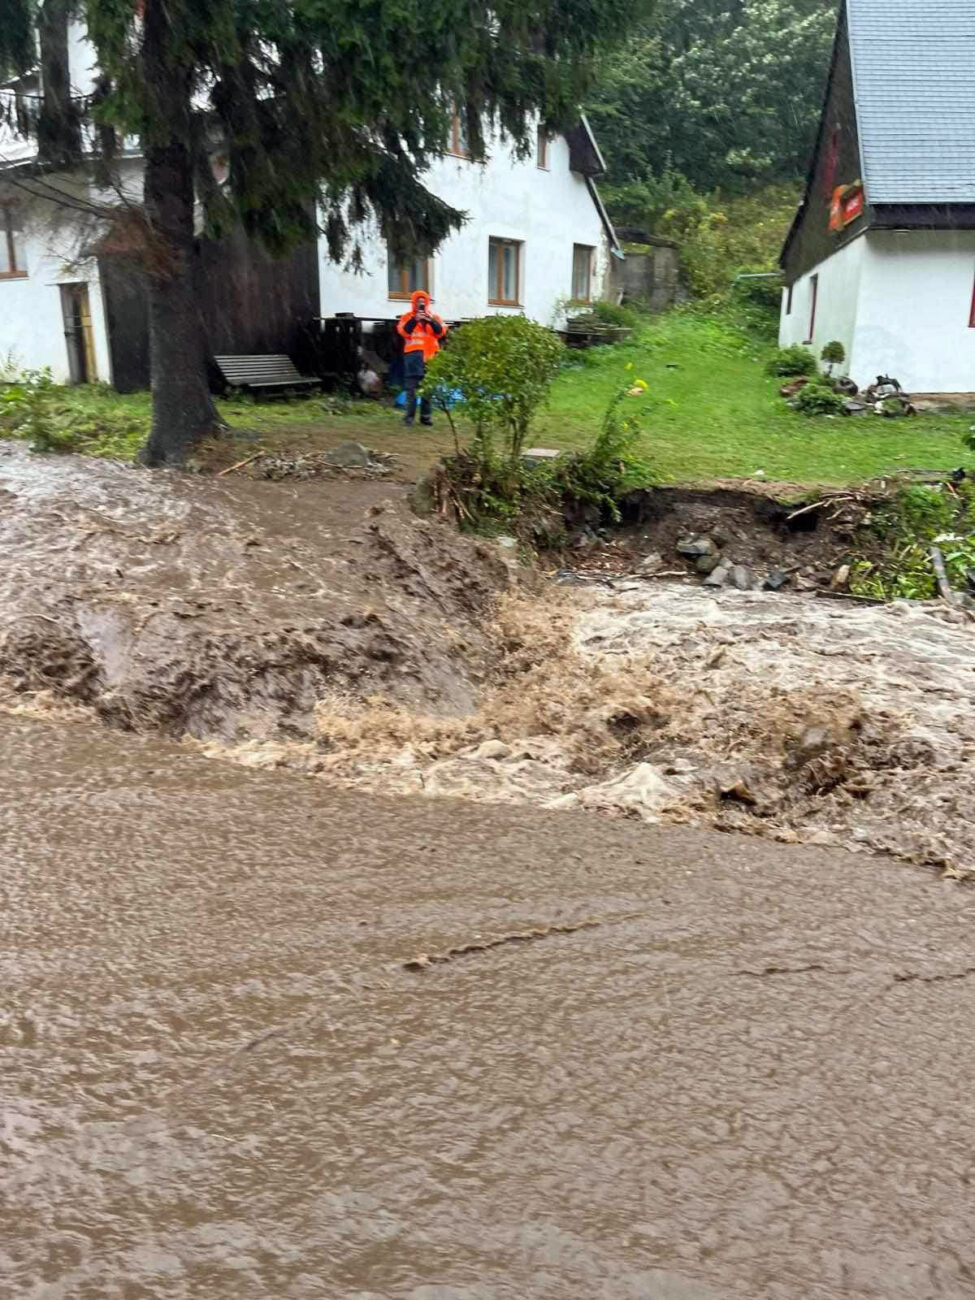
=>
[6,310,972,487]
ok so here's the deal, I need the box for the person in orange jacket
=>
[396,289,447,426]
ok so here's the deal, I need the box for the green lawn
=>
[21,311,974,487]
[537,312,972,486]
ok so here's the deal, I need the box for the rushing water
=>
[5,712,975,1298]
[3,449,975,1297]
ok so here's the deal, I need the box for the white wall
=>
[781,228,975,392]
[0,196,111,384]
[851,230,975,392]
[779,234,866,372]
[319,132,610,326]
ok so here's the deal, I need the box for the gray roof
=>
[848,0,975,203]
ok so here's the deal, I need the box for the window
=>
[571,244,594,303]
[488,238,521,306]
[536,128,549,170]
[0,206,27,280]
[786,283,793,316]
[968,267,975,328]
[387,249,431,300]
[447,111,469,158]
[804,274,818,344]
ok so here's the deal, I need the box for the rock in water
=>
[324,441,372,468]
[703,562,730,589]
[763,570,791,591]
[727,565,757,592]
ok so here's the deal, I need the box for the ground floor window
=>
[786,283,793,315]
[488,238,521,306]
[804,274,818,344]
[0,205,27,279]
[387,250,431,300]
[572,244,594,303]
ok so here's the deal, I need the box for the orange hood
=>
[410,290,430,312]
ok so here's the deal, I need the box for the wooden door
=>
[60,283,97,384]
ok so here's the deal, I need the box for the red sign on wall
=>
[830,182,865,232]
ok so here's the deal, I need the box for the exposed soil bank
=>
[558,482,870,587]
[1,446,972,878]
[0,445,510,739]
[5,711,975,1299]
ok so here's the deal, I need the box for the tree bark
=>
[37,0,80,166]
[140,0,219,467]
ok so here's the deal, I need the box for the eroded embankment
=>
[206,580,974,879]
[2,444,972,880]
[0,445,510,739]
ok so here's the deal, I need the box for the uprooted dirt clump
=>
[0,446,512,739]
[197,583,975,880]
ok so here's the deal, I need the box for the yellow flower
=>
[634,378,648,390]
[625,362,634,371]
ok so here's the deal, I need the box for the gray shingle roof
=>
[848,0,975,203]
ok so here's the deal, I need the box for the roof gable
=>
[849,0,975,204]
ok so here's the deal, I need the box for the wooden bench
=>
[213,354,321,396]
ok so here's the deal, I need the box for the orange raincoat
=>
[396,290,447,364]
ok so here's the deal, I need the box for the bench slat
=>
[213,353,319,393]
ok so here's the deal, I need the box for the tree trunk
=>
[37,0,81,166]
[140,0,218,467]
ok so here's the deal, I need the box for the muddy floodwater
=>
[5,713,975,1299]
[3,448,975,1296]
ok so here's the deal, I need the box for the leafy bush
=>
[731,273,784,312]
[553,374,657,519]
[605,175,800,317]
[766,344,816,378]
[422,315,564,463]
[0,369,149,458]
[587,299,643,330]
[851,484,975,600]
[821,340,846,372]
[0,368,74,452]
[793,382,846,417]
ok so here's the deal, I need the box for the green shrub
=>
[422,315,564,463]
[732,273,784,312]
[793,382,846,417]
[587,299,642,330]
[553,374,657,519]
[821,340,846,373]
[0,368,74,452]
[766,345,817,378]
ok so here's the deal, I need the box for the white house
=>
[779,0,975,395]
[0,19,619,389]
[320,120,617,327]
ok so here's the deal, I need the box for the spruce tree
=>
[2,0,645,463]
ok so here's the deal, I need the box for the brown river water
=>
[3,447,975,1297]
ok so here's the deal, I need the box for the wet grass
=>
[39,311,975,486]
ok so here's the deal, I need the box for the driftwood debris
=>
[930,546,957,606]
[217,451,265,478]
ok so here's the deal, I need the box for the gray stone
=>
[703,563,731,589]
[696,553,722,575]
[474,739,512,761]
[763,569,791,592]
[409,475,436,517]
[677,536,717,559]
[843,399,869,416]
[324,440,371,468]
[727,565,757,592]
[638,551,664,574]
